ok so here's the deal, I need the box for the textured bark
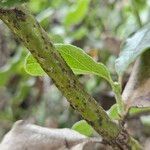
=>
[0,5,141,149]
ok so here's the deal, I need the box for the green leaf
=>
[129,107,150,116]
[108,105,150,121]
[49,34,64,44]
[0,109,13,121]
[56,44,113,85]
[24,44,113,86]
[72,120,94,137]
[115,24,150,76]
[64,0,90,26]
[107,104,120,120]
[0,0,28,7]
[24,53,46,76]
[0,48,25,86]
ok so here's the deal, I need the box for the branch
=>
[0,5,141,149]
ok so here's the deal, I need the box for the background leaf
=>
[115,24,150,76]
[64,0,90,27]
[0,0,29,7]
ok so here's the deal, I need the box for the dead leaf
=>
[144,138,150,150]
[122,50,150,109]
[0,120,104,150]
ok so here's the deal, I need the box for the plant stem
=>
[0,5,141,149]
[0,4,120,141]
[113,82,125,116]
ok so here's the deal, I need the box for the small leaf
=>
[128,107,150,117]
[72,120,94,137]
[24,53,46,76]
[115,24,150,76]
[64,0,90,26]
[107,104,120,120]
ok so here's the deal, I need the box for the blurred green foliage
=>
[0,0,28,7]
[0,0,150,140]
